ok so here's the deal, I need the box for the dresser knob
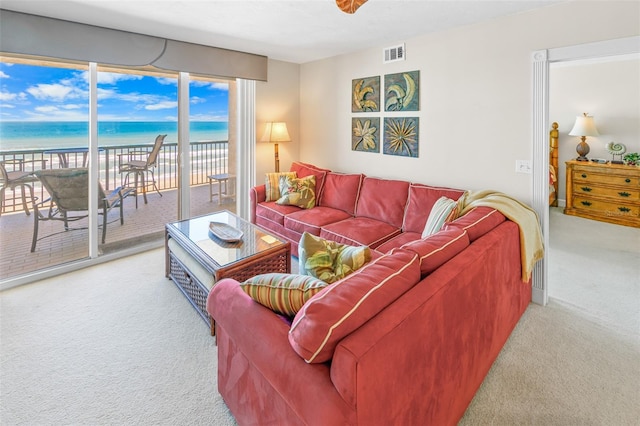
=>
[618,206,631,213]
[581,174,587,178]
[581,187,592,192]
[618,192,631,197]
[581,201,592,207]
[625,178,631,183]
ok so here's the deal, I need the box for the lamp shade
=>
[260,122,290,143]
[569,113,599,137]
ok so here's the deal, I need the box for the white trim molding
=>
[531,36,640,306]
[236,79,256,221]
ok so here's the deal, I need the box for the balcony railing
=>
[0,141,228,214]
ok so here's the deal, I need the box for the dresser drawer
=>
[573,195,640,218]
[572,171,639,187]
[572,184,640,201]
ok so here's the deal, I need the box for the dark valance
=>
[0,9,268,81]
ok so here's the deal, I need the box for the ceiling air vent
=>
[383,44,405,64]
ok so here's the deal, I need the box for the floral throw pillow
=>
[240,273,328,317]
[298,232,371,284]
[276,175,316,209]
[265,172,297,202]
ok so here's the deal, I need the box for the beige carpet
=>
[548,207,640,339]
[1,248,639,425]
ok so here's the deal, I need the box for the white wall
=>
[298,1,640,204]
[550,57,640,202]
[256,59,300,182]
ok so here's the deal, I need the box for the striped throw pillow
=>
[240,273,328,317]
[265,172,297,202]
[421,196,458,238]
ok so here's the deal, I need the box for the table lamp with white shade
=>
[568,113,599,162]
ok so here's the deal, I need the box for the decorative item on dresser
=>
[565,160,640,228]
[606,141,626,164]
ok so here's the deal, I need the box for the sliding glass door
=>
[97,67,179,251]
[0,60,91,278]
[188,77,234,217]
[0,57,237,282]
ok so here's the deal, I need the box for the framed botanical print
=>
[352,117,380,153]
[383,117,419,158]
[352,76,380,112]
[384,71,419,112]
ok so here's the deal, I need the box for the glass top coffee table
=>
[165,210,291,334]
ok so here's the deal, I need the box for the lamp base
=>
[576,139,590,162]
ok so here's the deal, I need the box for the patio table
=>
[44,147,104,168]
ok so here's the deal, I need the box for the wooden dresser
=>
[565,160,640,228]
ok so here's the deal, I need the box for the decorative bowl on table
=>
[209,222,243,242]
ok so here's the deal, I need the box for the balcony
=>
[0,141,235,281]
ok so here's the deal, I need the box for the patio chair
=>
[0,160,39,216]
[30,168,133,252]
[118,134,166,207]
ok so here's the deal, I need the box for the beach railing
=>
[0,141,229,214]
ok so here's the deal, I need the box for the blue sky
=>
[0,62,229,122]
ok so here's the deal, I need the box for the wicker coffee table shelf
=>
[165,211,291,334]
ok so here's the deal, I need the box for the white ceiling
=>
[1,0,564,64]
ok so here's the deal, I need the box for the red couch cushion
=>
[374,231,421,254]
[255,201,301,226]
[355,177,409,228]
[290,162,330,204]
[403,184,465,234]
[399,227,470,276]
[319,172,364,215]
[444,206,506,242]
[285,206,352,236]
[320,217,401,249]
[288,249,421,363]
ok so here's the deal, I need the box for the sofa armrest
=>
[250,184,266,224]
[330,221,530,425]
[207,279,354,425]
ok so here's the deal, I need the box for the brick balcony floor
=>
[0,184,236,281]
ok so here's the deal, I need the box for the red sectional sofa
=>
[207,162,533,425]
[251,162,466,257]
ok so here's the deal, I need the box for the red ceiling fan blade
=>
[336,0,368,14]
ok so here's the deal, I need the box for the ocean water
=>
[0,121,228,151]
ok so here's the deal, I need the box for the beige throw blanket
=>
[456,190,544,282]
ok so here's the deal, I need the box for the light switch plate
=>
[515,160,532,174]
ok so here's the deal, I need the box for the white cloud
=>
[62,104,83,110]
[27,83,76,101]
[0,71,9,78]
[1,91,29,103]
[0,104,14,109]
[77,71,143,85]
[0,91,17,101]
[190,96,206,104]
[209,82,229,91]
[35,106,60,113]
[157,77,177,86]
[191,80,229,91]
[97,88,117,100]
[145,101,177,110]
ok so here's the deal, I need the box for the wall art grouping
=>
[351,70,420,158]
